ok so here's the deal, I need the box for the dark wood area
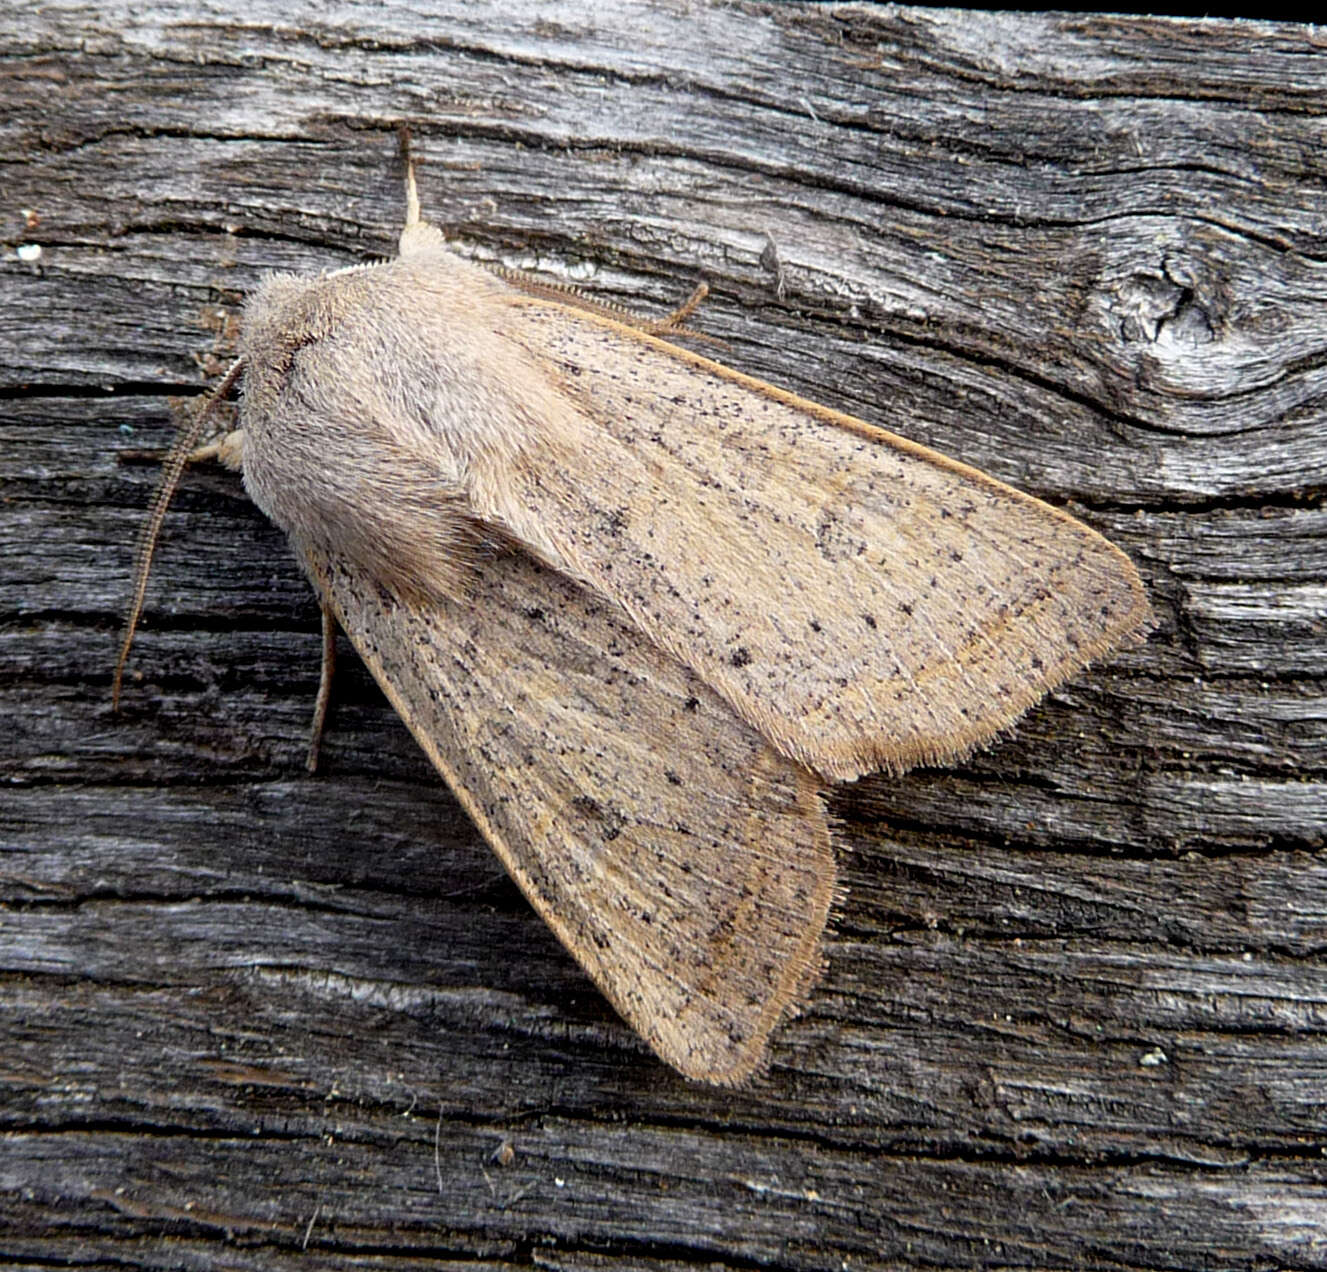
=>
[3,3,1325,1268]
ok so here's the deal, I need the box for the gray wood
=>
[3,2,1325,1268]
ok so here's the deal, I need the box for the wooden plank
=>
[2,3,1325,1268]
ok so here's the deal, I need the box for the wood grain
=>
[2,3,1324,1268]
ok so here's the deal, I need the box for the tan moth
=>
[115,143,1150,1084]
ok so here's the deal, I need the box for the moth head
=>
[239,272,345,427]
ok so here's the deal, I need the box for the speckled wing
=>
[489,298,1151,782]
[297,541,833,1085]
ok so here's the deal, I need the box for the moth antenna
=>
[489,267,715,343]
[111,357,245,710]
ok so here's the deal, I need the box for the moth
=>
[115,144,1150,1084]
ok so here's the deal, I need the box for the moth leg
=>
[396,126,449,257]
[306,601,338,774]
[646,280,708,333]
[402,135,421,227]
[187,427,244,472]
[393,126,711,337]
[134,417,337,772]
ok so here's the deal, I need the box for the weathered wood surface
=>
[3,2,1325,1268]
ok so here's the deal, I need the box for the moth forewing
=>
[299,542,834,1084]
[460,301,1152,782]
